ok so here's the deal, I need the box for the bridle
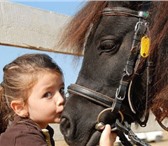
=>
[68,6,152,146]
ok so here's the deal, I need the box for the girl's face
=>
[27,71,65,128]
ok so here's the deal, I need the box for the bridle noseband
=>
[68,84,114,108]
[68,6,151,146]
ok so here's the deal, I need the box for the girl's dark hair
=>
[0,53,63,133]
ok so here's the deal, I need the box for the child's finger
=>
[99,124,117,146]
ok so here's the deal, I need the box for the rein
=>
[68,6,151,146]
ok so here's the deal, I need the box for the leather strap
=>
[68,84,114,108]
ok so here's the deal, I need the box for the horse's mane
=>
[149,2,168,122]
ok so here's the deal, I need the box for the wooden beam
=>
[0,1,77,55]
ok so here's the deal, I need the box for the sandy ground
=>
[150,140,168,146]
[55,140,168,146]
[55,141,67,146]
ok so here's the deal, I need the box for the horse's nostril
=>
[60,117,72,138]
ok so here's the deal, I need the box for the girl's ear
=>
[10,100,28,117]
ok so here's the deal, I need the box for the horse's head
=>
[60,1,154,146]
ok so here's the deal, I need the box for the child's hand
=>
[99,124,116,146]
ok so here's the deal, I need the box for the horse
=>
[59,1,168,146]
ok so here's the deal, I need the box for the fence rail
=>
[0,1,76,54]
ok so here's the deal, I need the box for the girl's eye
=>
[60,87,65,96]
[43,92,53,98]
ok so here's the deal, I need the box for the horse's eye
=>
[99,40,120,54]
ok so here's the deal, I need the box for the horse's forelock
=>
[59,1,107,55]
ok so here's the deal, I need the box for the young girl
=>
[0,53,115,146]
[0,53,65,146]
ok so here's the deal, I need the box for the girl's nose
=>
[56,92,65,106]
